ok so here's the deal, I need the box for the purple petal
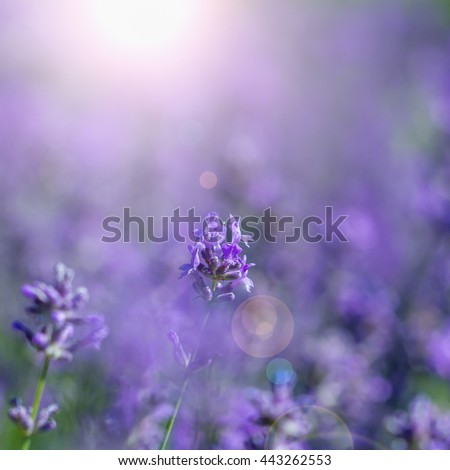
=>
[12,321,34,343]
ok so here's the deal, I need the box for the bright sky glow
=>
[86,0,202,58]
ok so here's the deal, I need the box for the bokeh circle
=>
[231,296,294,358]
[265,405,354,450]
[266,358,295,385]
[199,170,218,189]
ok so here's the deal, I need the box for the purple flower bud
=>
[69,315,109,353]
[167,330,191,368]
[232,276,255,293]
[44,324,75,360]
[214,292,236,302]
[229,215,242,244]
[21,284,40,299]
[8,399,34,435]
[208,256,220,270]
[36,404,59,433]
[38,420,57,433]
[222,270,242,281]
[215,266,230,278]
[54,262,74,295]
[222,243,242,259]
[229,215,253,246]
[70,287,89,308]
[84,324,109,350]
[12,321,34,343]
[203,212,226,244]
[41,284,63,306]
[51,310,67,328]
[32,329,51,350]
[54,323,75,347]
[178,263,192,278]
[193,274,213,302]
[189,243,204,270]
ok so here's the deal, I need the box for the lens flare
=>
[266,358,295,385]
[266,406,354,450]
[199,171,218,189]
[232,296,294,358]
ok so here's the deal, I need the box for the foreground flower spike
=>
[10,263,108,450]
[14,262,108,361]
[179,212,255,301]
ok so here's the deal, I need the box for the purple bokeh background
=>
[1,0,450,449]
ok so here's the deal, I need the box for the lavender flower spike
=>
[179,212,255,301]
[10,263,108,449]
[22,262,89,315]
[13,263,108,361]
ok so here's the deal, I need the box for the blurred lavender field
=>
[2,0,450,450]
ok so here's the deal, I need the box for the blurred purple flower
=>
[13,263,108,361]
[414,166,450,231]
[220,383,314,450]
[385,395,450,449]
[427,322,450,379]
[109,377,174,450]
[305,329,392,423]
[22,262,89,315]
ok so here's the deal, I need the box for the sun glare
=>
[86,0,201,57]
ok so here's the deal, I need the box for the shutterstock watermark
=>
[101,207,349,244]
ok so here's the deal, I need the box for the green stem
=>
[160,282,217,450]
[159,378,189,450]
[21,355,51,450]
